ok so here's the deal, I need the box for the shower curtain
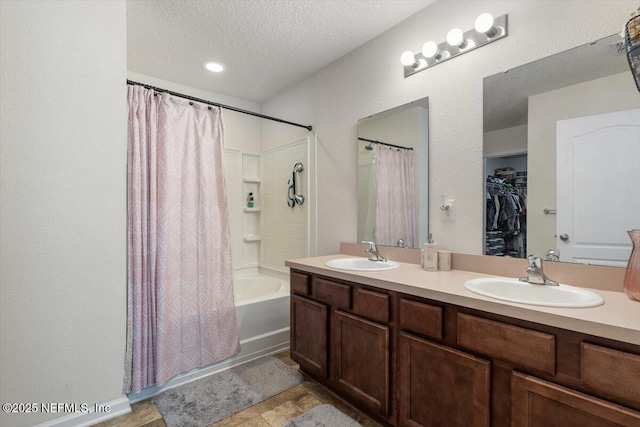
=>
[124,86,240,393]
[374,146,417,248]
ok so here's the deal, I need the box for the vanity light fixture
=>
[401,13,508,78]
[422,41,443,60]
[401,50,428,69]
[446,28,467,49]
[475,13,498,38]
[400,51,419,67]
[202,61,225,73]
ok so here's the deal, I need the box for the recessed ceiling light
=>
[202,61,225,73]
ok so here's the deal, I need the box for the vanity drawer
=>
[399,298,442,340]
[353,288,390,324]
[313,277,351,310]
[291,272,310,296]
[457,313,556,375]
[581,343,640,407]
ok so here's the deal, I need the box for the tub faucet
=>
[519,255,559,286]
[362,241,387,262]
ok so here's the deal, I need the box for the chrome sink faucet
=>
[362,241,387,262]
[520,255,559,286]
[546,249,560,262]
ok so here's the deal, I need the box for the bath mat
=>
[154,355,304,427]
[283,404,362,427]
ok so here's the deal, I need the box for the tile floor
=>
[97,351,383,427]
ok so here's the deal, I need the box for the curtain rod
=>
[127,80,313,131]
[358,137,413,151]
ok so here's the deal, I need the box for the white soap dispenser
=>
[423,234,438,272]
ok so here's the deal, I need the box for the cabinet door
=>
[334,310,390,417]
[512,372,640,427]
[398,332,490,427]
[291,295,328,378]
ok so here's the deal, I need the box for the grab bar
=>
[287,162,305,207]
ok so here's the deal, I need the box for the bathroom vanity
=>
[286,254,640,427]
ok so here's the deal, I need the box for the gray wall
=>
[0,1,127,425]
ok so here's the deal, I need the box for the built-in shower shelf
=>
[243,178,261,184]
[243,236,261,242]
[244,207,261,213]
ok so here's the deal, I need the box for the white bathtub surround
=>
[262,138,315,271]
[227,137,317,272]
[125,86,240,393]
[226,150,245,267]
[225,150,264,269]
[128,269,290,403]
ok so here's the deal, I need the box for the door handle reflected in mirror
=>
[559,234,569,242]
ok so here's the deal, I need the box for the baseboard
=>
[35,330,290,426]
[34,396,131,427]
[128,328,290,404]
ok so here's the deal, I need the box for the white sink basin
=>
[325,257,399,272]
[464,278,604,308]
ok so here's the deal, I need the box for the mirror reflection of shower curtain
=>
[374,145,417,247]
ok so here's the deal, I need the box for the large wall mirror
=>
[357,98,429,249]
[483,34,640,266]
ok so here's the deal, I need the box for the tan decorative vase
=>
[624,229,640,301]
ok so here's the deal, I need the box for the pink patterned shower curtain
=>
[374,146,417,248]
[124,86,240,393]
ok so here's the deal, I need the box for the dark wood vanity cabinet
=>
[289,270,640,427]
[398,332,490,427]
[334,310,390,417]
[290,294,328,378]
[511,372,640,426]
[290,274,394,422]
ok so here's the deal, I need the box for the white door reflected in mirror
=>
[483,33,640,266]
[556,108,640,267]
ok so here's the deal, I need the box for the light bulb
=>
[202,61,225,72]
[422,41,440,59]
[475,13,496,35]
[446,28,465,47]
[400,51,417,67]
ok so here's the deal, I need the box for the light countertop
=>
[286,254,640,346]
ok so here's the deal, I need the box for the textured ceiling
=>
[484,34,629,132]
[127,0,435,102]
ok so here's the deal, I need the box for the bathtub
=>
[234,274,288,306]
[234,270,290,355]
[129,269,290,404]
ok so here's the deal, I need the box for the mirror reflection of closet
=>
[357,97,429,249]
[483,33,640,266]
[484,149,528,259]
